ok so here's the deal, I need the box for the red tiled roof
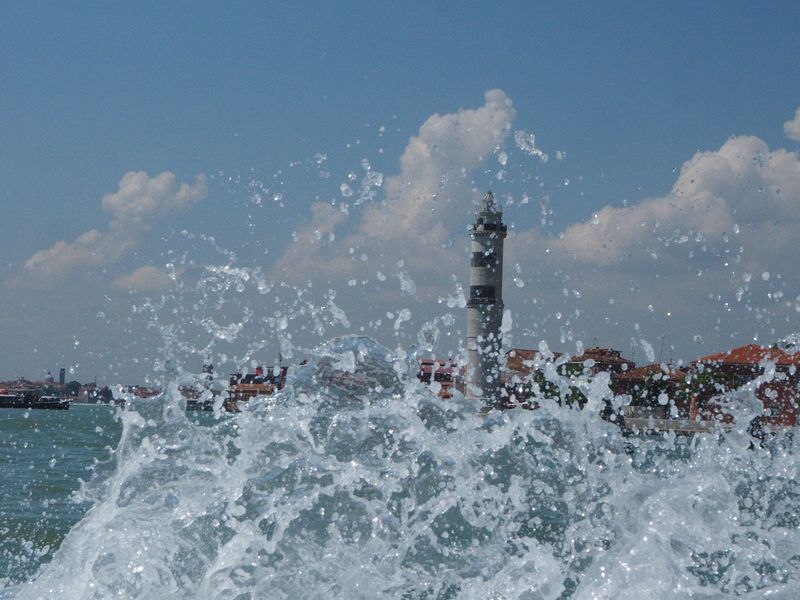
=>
[614,363,687,381]
[505,348,563,373]
[568,347,635,366]
[697,343,800,366]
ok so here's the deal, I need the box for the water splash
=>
[13,334,799,599]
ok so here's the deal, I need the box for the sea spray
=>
[13,336,799,598]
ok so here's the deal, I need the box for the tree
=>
[630,372,671,408]
[64,381,81,396]
[678,367,730,416]
[508,369,587,408]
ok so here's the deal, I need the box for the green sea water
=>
[0,405,123,586]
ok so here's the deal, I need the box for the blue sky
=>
[2,2,799,383]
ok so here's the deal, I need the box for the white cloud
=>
[546,135,799,270]
[784,106,800,141]
[373,88,516,237]
[111,266,176,292]
[273,202,350,278]
[23,229,134,277]
[18,171,206,286]
[102,171,207,228]
[275,90,516,288]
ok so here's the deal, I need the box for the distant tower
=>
[466,191,507,408]
[59,368,66,386]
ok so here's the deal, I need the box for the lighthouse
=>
[466,191,507,408]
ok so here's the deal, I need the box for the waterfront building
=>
[693,343,800,428]
[416,358,456,398]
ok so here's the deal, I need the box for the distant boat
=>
[0,392,70,410]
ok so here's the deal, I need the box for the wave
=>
[15,336,800,599]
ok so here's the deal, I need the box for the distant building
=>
[503,348,559,407]
[560,347,635,377]
[505,348,563,376]
[695,343,800,386]
[416,358,456,398]
[612,363,689,418]
[420,335,800,436]
[693,343,800,428]
[502,346,635,412]
[612,363,687,396]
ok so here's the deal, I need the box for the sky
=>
[1,2,800,384]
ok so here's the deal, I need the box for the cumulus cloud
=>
[275,89,516,287]
[547,135,799,270]
[274,202,351,278]
[19,171,206,286]
[102,171,207,227]
[373,88,516,237]
[784,106,800,141]
[23,229,134,277]
[111,266,176,292]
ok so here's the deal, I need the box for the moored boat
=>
[0,392,70,410]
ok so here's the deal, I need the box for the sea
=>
[1,336,798,599]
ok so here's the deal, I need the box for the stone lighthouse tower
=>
[466,191,507,408]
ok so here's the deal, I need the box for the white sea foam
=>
[15,334,799,599]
